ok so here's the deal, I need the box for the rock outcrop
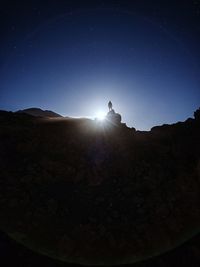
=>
[106,109,122,125]
[194,107,200,121]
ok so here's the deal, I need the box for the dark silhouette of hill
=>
[16,108,62,118]
[0,109,199,265]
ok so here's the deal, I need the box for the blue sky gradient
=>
[1,1,200,130]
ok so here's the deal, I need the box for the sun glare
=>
[96,111,106,121]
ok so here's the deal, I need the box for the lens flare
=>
[96,111,106,121]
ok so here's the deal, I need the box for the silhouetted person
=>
[108,101,112,111]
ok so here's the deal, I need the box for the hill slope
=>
[16,108,62,117]
[0,111,199,265]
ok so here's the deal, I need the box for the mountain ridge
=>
[16,107,62,118]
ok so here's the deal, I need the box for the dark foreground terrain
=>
[0,230,199,267]
[0,110,199,265]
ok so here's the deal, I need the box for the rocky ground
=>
[0,110,199,265]
[0,230,199,267]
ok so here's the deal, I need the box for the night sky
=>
[1,0,200,130]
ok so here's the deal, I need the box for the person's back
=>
[108,101,112,111]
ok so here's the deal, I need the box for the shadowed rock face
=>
[0,110,199,265]
[194,107,200,121]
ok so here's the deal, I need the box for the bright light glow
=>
[96,111,106,121]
